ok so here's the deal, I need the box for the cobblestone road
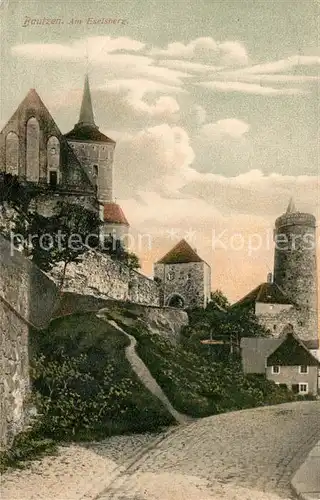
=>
[98,401,320,500]
[2,402,319,500]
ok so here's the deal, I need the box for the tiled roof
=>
[103,203,129,225]
[156,239,203,264]
[233,282,293,307]
[64,124,115,143]
[241,331,319,374]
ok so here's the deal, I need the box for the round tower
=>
[273,198,318,339]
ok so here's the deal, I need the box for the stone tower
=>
[273,198,318,340]
[154,239,211,309]
[64,75,129,244]
[64,74,116,204]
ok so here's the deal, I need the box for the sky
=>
[1,0,319,302]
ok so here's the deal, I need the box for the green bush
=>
[109,312,302,419]
[0,432,57,473]
[1,312,175,472]
[29,313,174,441]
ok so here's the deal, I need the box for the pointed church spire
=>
[77,74,97,128]
[286,197,297,214]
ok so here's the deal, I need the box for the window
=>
[271,366,280,374]
[5,132,19,175]
[299,365,308,374]
[26,117,40,182]
[167,271,175,281]
[93,165,98,177]
[299,383,308,394]
[49,171,58,188]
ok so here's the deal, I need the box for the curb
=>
[291,440,320,500]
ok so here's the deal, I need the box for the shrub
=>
[109,310,302,419]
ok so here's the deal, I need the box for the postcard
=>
[0,1,319,499]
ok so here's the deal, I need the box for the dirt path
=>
[106,319,191,425]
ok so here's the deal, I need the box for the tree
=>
[100,236,140,271]
[3,197,101,289]
[0,173,40,213]
[210,290,230,310]
[28,201,101,287]
[183,293,269,361]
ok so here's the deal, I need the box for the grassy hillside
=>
[29,313,174,439]
[0,312,174,471]
[103,304,299,418]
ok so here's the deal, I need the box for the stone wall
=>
[50,250,161,307]
[256,305,318,343]
[153,261,211,309]
[0,234,59,450]
[0,299,30,451]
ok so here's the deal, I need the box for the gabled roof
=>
[241,328,320,374]
[103,203,129,226]
[267,329,320,367]
[156,239,204,264]
[1,88,57,134]
[233,282,293,308]
[0,88,95,192]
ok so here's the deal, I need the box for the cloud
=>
[101,79,183,118]
[233,55,320,75]
[11,37,191,86]
[218,73,320,83]
[119,170,319,302]
[12,36,145,59]
[200,119,250,139]
[157,59,223,74]
[197,81,306,95]
[150,37,249,66]
[114,124,195,197]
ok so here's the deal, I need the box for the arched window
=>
[47,136,60,188]
[93,164,98,177]
[26,117,40,182]
[5,132,19,175]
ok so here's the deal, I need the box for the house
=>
[240,326,320,396]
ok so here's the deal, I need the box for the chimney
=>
[267,272,273,284]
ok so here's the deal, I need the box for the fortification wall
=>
[0,300,29,451]
[0,235,58,450]
[256,304,318,343]
[49,250,160,307]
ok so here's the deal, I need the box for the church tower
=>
[273,198,318,340]
[64,75,129,244]
[64,74,115,204]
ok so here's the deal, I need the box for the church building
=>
[0,75,129,244]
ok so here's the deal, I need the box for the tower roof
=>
[78,74,96,127]
[286,197,297,214]
[103,203,129,226]
[156,239,204,264]
[64,75,115,144]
